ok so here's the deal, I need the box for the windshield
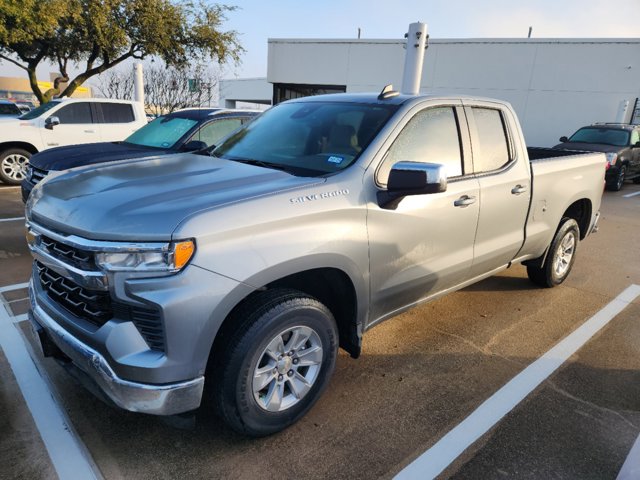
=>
[568,127,630,147]
[19,100,61,120]
[124,116,198,149]
[213,101,398,176]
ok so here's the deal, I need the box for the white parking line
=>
[0,294,100,479]
[0,216,25,223]
[618,433,640,480]
[0,282,29,293]
[396,284,640,480]
[623,191,640,198]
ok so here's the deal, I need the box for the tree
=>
[95,62,218,114]
[0,0,242,104]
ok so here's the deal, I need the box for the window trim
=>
[374,104,470,188]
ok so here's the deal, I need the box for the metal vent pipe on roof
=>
[401,22,428,96]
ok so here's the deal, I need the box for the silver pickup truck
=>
[26,92,605,436]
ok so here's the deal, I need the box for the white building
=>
[220,37,640,146]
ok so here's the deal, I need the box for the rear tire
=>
[527,218,580,288]
[0,148,31,185]
[210,288,338,437]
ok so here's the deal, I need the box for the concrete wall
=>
[219,77,272,108]
[266,38,640,146]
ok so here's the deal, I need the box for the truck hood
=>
[552,142,622,154]
[27,154,324,241]
[30,142,172,171]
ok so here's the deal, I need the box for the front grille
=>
[31,166,47,185]
[36,261,165,351]
[40,235,96,271]
[37,261,111,326]
[112,303,165,351]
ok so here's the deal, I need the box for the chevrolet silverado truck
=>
[26,91,605,436]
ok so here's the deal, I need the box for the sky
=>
[1,0,639,87]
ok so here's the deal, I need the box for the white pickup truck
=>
[27,91,606,436]
[0,98,146,184]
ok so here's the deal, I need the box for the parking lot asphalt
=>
[1,182,639,480]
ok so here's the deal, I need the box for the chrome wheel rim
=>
[252,325,323,412]
[1,154,29,181]
[554,231,575,277]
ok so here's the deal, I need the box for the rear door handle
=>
[454,195,477,207]
[511,184,528,195]
[84,130,95,133]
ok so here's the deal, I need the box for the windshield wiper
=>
[227,158,292,173]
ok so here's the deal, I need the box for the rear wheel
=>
[210,289,338,436]
[527,218,580,288]
[0,148,31,185]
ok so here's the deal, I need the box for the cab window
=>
[469,107,511,173]
[377,106,463,186]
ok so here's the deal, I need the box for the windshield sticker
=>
[161,142,170,147]
[327,156,344,164]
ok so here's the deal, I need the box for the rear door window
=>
[469,108,511,173]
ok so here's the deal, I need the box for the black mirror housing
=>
[559,136,568,142]
[45,116,60,130]
[182,140,208,152]
[378,161,447,209]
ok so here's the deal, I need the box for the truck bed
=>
[526,147,592,161]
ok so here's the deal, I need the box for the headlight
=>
[95,240,195,272]
[605,152,618,166]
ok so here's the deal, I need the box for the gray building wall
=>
[264,38,640,146]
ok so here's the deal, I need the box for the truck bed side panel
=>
[521,152,605,259]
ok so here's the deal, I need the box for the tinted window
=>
[471,108,510,173]
[124,116,197,149]
[55,103,93,124]
[568,127,630,147]
[0,103,20,115]
[191,118,243,147]
[378,107,463,185]
[100,103,135,123]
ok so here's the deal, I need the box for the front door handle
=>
[454,195,477,207]
[84,130,95,133]
[511,184,528,195]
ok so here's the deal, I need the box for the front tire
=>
[0,148,31,185]
[211,289,338,436]
[527,218,580,288]
[607,165,626,191]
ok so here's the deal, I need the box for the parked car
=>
[26,92,604,436]
[0,100,23,117]
[553,123,640,191]
[21,108,259,201]
[0,98,147,185]
[16,103,33,114]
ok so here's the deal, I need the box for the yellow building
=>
[0,75,91,105]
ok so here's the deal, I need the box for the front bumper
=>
[29,282,204,415]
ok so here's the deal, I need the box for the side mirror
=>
[559,136,568,143]
[182,140,208,152]
[378,162,447,210]
[633,141,640,149]
[45,116,60,130]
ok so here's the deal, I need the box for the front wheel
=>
[607,165,626,191]
[527,218,580,288]
[0,148,31,185]
[211,289,338,436]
